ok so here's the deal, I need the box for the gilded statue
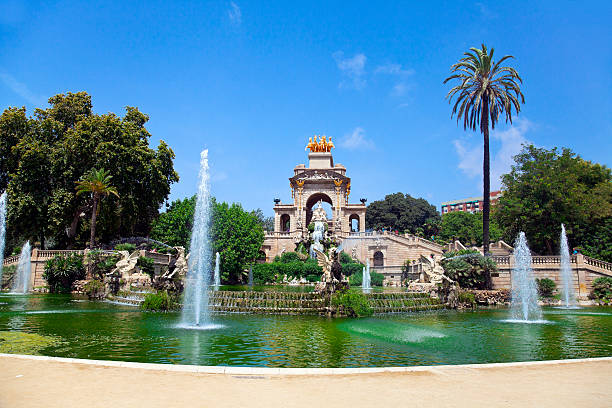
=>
[306,135,335,153]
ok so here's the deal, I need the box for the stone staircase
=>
[365,292,445,314]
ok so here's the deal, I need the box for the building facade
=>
[441,190,502,215]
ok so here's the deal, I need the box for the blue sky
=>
[1,1,610,215]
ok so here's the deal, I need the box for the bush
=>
[87,250,118,280]
[303,258,323,276]
[141,290,179,311]
[342,262,363,277]
[458,290,476,306]
[114,243,137,252]
[279,252,301,263]
[83,280,105,299]
[536,278,556,298]
[332,289,373,317]
[305,274,320,283]
[441,251,497,289]
[137,256,155,280]
[591,277,612,304]
[1,265,17,289]
[348,269,384,287]
[339,252,353,264]
[43,254,86,293]
[253,263,276,284]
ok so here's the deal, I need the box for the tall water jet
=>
[560,224,576,308]
[362,260,371,291]
[248,265,253,287]
[181,150,213,328]
[0,192,7,284]
[213,252,221,288]
[510,232,542,321]
[11,241,32,294]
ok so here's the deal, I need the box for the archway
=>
[373,251,384,267]
[305,193,333,226]
[280,214,291,232]
[349,214,360,232]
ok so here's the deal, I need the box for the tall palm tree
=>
[444,44,524,258]
[75,168,119,248]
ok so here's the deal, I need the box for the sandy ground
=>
[1,355,611,408]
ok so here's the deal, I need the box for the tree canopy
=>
[1,92,179,249]
[366,192,439,233]
[494,145,612,259]
[150,196,197,249]
[438,211,503,247]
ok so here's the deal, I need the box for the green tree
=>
[211,199,265,283]
[366,192,439,233]
[150,196,196,249]
[75,169,119,248]
[2,92,179,249]
[250,208,274,231]
[438,211,502,246]
[494,145,612,259]
[444,44,525,255]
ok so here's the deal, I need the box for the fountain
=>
[11,241,32,294]
[0,192,7,284]
[213,252,221,288]
[559,224,577,308]
[248,265,253,287]
[509,232,543,322]
[362,260,371,291]
[180,150,217,329]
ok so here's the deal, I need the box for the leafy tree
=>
[211,199,265,283]
[444,44,525,255]
[75,168,119,248]
[438,211,503,246]
[251,208,274,231]
[2,92,178,249]
[366,192,439,233]
[494,145,612,258]
[150,196,196,249]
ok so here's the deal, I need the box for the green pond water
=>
[1,293,611,368]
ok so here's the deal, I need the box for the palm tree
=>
[75,168,119,248]
[444,44,524,258]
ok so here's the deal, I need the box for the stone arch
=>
[373,251,384,267]
[280,214,291,232]
[305,192,333,226]
[349,214,360,232]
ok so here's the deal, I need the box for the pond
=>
[1,293,611,367]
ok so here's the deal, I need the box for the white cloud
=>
[228,2,242,25]
[453,119,532,190]
[0,72,46,106]
[374,63,414,76]
[374,63,414,96]
[333,52,367,90]
[340,127,374,150]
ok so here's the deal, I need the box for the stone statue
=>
[419,254,453,285]
[296,217,302,230]
[311,201,328,223]
[313,247,347,294]
[109,250,150,290]
[351,246,358,260]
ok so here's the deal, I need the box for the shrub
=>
[441,251,497,289]
[278,261,304,278]
[1,265,17,289]
[339,252,353,264]
[87,250,118,280]
[342,262,363,277]
[303,258,323,276]
[536,278,556,298]
[305,274,320,283]
[141,290,179,311]
[43,254,86,293]
[253,263,276,284]
[348,269,384,287]
[83,280,105,299]
[458,290,476,306]
[591,277,612,304]
[114,243,137,252]
[279,252,301,263]
[332,289,373,317]
[137,256,155,280]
